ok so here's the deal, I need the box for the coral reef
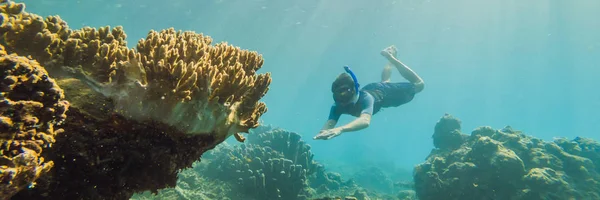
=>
[1,1,272,199]
[200,126,410,200]
[248,128,318,174]
[414,114,600,200]
[133,125,418,200]
[204,142,310,199]
[0,44,69,199]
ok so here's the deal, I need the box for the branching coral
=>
[205,143,310,199]
[68,28,270,143]
[0,1,271,143]
[86,28,272,143]
[248,128,318,174]
[0,44,69,199]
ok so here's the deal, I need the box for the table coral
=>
[58,27,270,143]
[93,28,271,143]
[0,44,69,199]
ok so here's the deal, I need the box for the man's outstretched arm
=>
[315,94,375,140]
[336,93,375,133]
[315,113,371,140]
[336,113,371,133]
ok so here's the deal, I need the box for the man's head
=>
[332,73,358,105]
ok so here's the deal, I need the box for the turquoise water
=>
[27,0,600,173]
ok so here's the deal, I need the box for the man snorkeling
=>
[313,45,425,140]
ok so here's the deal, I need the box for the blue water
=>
[26,0,600,172]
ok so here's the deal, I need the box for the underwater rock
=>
[414,114,600,200]
[432,114,467,150]
[396,190,416,200]
[309,163,357,194]
[352,190,370,200]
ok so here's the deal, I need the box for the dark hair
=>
[331,73,355,91]
[331,73,356,104]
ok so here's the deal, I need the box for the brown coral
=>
[0,44,69,199]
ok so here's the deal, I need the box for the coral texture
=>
[0,44,69,199]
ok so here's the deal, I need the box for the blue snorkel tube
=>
[344,65,360,93]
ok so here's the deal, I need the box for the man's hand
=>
[380,45,398,59]
[313,128,343,140]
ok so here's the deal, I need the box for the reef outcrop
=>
[0,1,271,199]
[414,114,600,200]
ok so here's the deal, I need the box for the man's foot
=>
[380,45,398,59]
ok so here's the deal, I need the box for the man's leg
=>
[381,47,397,83]
[381,63,392,83]
[381,45,424,93]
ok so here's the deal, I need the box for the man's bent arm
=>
[323,105,340,130]
[338,113,371,133]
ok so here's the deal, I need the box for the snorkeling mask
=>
[333,66,360,106]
